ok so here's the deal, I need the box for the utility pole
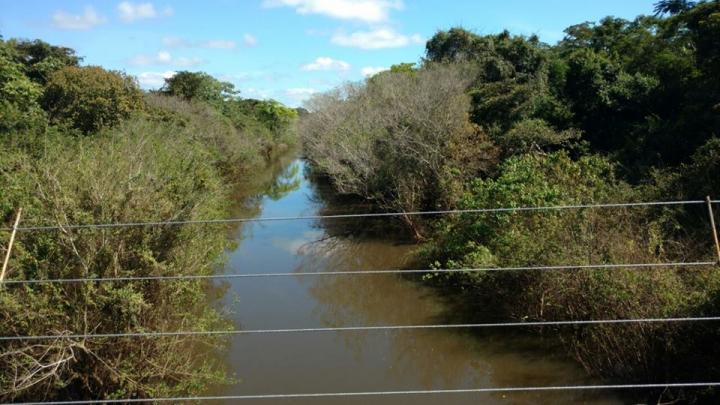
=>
[707,197,720,263]
[1,208,22,284]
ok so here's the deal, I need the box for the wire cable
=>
[2,261,716,286]
[4,316,720,342]
[12,382,720,404]
[2,199,706,232]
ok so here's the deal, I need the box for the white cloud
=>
[203,40,237,49]
[285,87,317,103]
[241,87,271,99]
[332,28,423,49]
[243,34,258,47]
[163,36,258,49]
[271,230,324,254]
[130,51,203,66]
[52,7,106,30]
[361,66,388,77]
[117,2,172,23]
[135,70,176,88]
[262,0,402,23]
[301,57,350,71]
[162,37,190,47]
[222,71,274,82]
[286,87,316,96]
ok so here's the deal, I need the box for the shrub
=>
[422,151,718,381]
[42,66,144,134]
[143,93,264,173]
[494,118,580,156]
[153,71,298,160]
[301,63,498,236]
[0,119,233,401]
[220,98,298,148]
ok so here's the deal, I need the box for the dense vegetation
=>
[1,1,718,402]
[301,1,720,401]
[0,37,297,400]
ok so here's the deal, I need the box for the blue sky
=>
[1,0,658,106]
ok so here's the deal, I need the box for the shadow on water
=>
[207,156,625,404]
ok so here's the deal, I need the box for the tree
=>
[680,0,720,75]
[552,6,720,170]
[425,27,492,62]
[42,66,144,134]
[654,0,697,15]
[6,39,81,85]
[425,29,573,133]
[252,99,298,133]
[160,71,237,103]
[0,39,45,134]
[389,62,417,74]
[425,28,546,81]
[494,118,580,156]
[562,48,658,153]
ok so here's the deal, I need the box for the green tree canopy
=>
[0,39,45,134]
[251,99,298,132]
[425,28,572,135]
[42,66,144,134]
[5,39,81,85]
[160,71,237,103]
[426,2,720,173]
[389,62,417,74]
[426,28,546,81]
[654,0,697,15]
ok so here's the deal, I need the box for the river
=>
[209,156,623,404]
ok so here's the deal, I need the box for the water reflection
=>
[265,163,302,201]
[299,237,620,404]
[227,151,302,222]
[210,157,622,404]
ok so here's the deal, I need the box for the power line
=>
[2,261,716,286]
[3,200,717,404]
[4,316,720,342]
[2,199,707,232]
[12,382,720,404]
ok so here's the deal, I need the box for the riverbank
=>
[297,6,720,401]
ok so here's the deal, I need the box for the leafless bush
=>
[301,64,498,237]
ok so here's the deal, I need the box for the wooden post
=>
[1,208,22,283]
[707,197,720,263]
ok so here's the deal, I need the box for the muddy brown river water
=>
[208,157,623,404]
